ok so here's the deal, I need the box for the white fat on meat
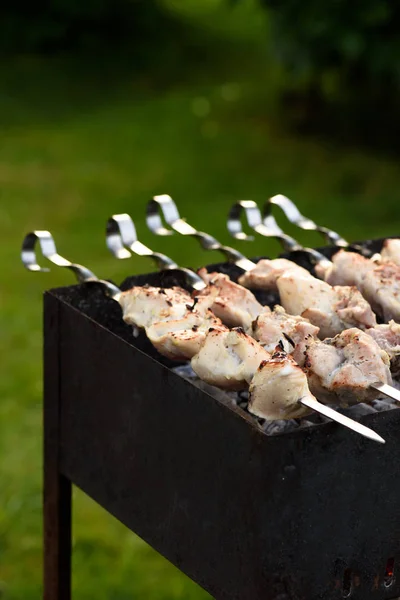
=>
[238,258,310,291]
[196,268,266,331]
[248,351,313,420]
[191,327,270,391]
[317,249,400,321]
[381,239,400,265]
[277,271,376,338]
[297,328,392,406]
[366,321,400,376]
[147,311,225,361]
[252,305,319,353]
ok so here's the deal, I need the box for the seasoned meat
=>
[196,268,266,332]
[248,350,313,420]
[238,258,310,291]
[191,327,271,391]
[366,321,400,376]
[119,285,193,328]
[147,311,225,361]
[380,239,400,266]
[300,328,392,406]
[318,249,400,321]
[253,305,319,353]
[277,271,376,338]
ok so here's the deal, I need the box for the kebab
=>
[21,229,385,443]
[230,198,400,324]
[143,197,400,405]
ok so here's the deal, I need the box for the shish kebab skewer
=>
[142,198,400,405]
[21,230,385,443]
[266,194,400,265]
[229,199,400,324]
[106,215,398,422]
[146,196,383,338]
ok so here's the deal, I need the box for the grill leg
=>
[44,294,72,599]
[44,471,72,600]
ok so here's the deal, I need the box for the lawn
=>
[1,1,400,598]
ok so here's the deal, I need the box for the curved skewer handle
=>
[227,200,331,268]
[146,195,255,272]
[267,195,349,247]
[106,213,207,291]
[21,230,121,299]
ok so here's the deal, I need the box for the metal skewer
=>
[227,200,333,271]
[299,396,385,444]
[266,195,370,256]
[146,195,256,272]
[106,213,206,291]
[21,230,122,300]
[22,230,385,444]
[226,201,400,409]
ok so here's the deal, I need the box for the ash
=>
[172,364,400,437]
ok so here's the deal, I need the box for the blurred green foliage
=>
[1,1,400,599]
[260,0,400,101]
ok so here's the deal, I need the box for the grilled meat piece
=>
[191,327,271,391]
[147,311,225,361]
[197,268,266,332]
[252,305,319,353]
[296,328,392,406]
[238,258,310,291]
[277,271,376,338]
[366,321,400,376]
[248,350,313,420]
[317,249,400,321]
[119,285,193,328]
[380,239,400,265]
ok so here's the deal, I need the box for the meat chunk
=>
[300,328,392,406]
[248,350,313,420]
[317,249,400,321]
[253,304,319,353]
[277,272,376,338]
[196,268,266,332]
[147,311,225,361]
[380,239,400,266]
[366,321,400,376]
[119,285,192,328]
[238,258,310,291]
[191,327,270,391]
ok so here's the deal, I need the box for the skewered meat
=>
[191,327,271,390]
[147,312,225,361]
[252,305,319,353]
[366,321,400,376]
[380,239,400,265]
[119,285,193,328]
[238,258,310,291]
[277,271,376,338]
[196,268,265,332]
[248,350,312,420]
[316,249,400,321]
[294,328,392,406]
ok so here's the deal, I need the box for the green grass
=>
[1,1,400,598]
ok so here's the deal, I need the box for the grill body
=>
[44,238,400,600]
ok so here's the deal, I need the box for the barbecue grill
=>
[40,228,400,600]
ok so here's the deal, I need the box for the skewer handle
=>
[227,200,331,267]
[267,195,349,247]
[21,230,121,299]
[146,195,255,272]
[106,213,207,291]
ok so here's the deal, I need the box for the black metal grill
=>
[44,237,400,600]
